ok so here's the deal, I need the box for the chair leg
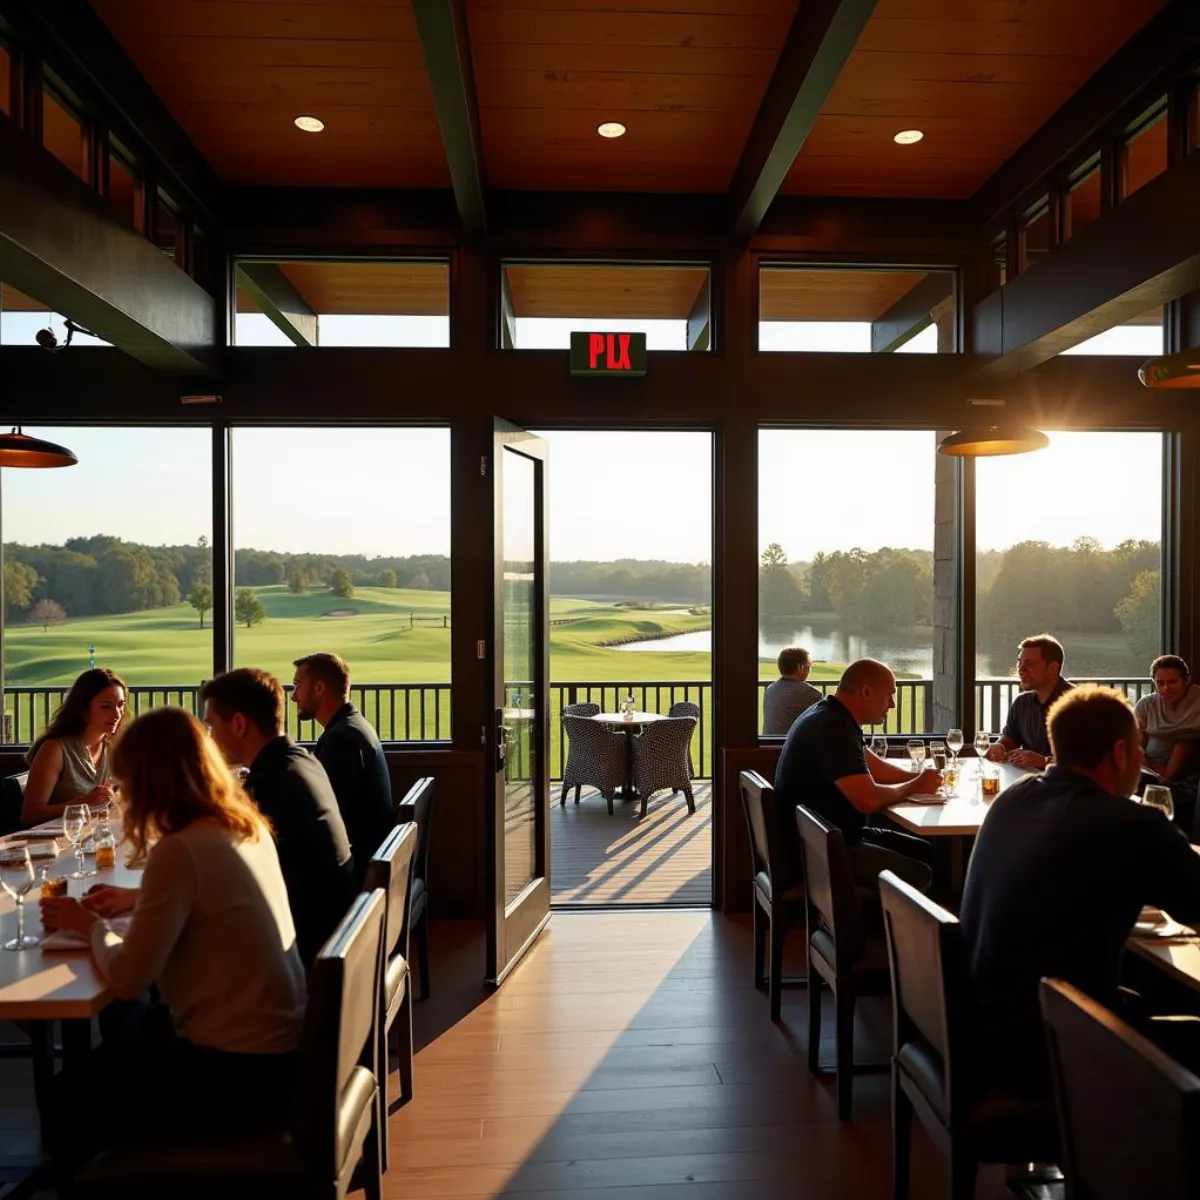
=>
[769,909,786,1022]
[639,790,649,820]
[376,1022,390,1173]
[948,1143,978,1200]
[605,791,614,816]
[891,1068,912,1200]
[574,785,581,804]
[684,786,695,814]
[395,988,415,1110]
[807,977,823,1071]
[835,981,856,1121]
[559,782,568,806]
[753,902,767,990]
[416,914,431,1001]
[362,1104,384,1200]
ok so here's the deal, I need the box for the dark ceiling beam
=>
[726,0,879,240]
[235,263,317,348]
[871,273,955,353]
[972,0,1200,229]
[968,151,1200,380]
[1,0,221,223]
[410,0,487,237]
[0,120,217,372]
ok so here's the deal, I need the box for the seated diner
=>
[985,633,1073,770]
[21,667,126,827]
[1135,653,1200,827]
[761,646,822,736]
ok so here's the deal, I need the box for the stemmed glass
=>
[974,731,992,775]
[869,733,889,760]
[62,803,95,880]
[1142,785,1175,822]
[0,846,40,951]
[906,739,926,774]
[947,728,964,767]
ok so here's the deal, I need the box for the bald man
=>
[773,658,938,894]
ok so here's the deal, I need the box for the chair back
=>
[364,822,418,966]
[667,700,700,720]
[293,888,386,1183]
[395,777,433,888]
[1041,978,1200,1200]
[738,770,790,890]
[562,702,600,718]
[638,715,696,759]
[563,713,619,755]
[795,805,866,967]
[879,870,966,1122]
[0,772,27,835]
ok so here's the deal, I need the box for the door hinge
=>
[480,455,487,477]
[477,639,486,659]
[481,724,486,747]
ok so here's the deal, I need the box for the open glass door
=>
[487,420,550,983]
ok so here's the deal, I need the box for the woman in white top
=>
[41,706,307,1167]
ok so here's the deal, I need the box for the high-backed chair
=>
[560,714,626,814]
[737,771,806,1021]
[0,771,27,835]
[1041,977,1200,1200]
[363,822,419,1170]
[562,702,600,718]
[796,806,890,1120]
[396,777,433,1000]
[667,700,700,782]
[75,889,387,1200]
[630,716,696,818]
[879,871,1058,1200]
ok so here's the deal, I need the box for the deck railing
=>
[2,675,1155,782]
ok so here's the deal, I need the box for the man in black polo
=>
[986,633,1073,770]
[293,652,394,885]
[202,668,356,967]
[773,658,941,893]
[962,685,1200,1102]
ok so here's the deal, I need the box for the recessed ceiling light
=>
[597,121,627,139]
[294,115,325,133]
[893,129,924,145]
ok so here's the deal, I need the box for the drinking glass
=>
[974,730,992,759]
[906,739,926,773]
[947,728,964,764]
[929,741,948,772]
[1142,785,1175,822]
[62,803,95,880]
[0,846,40,951]
[869,733,889,760]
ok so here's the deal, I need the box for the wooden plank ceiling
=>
[784,0,1169,198]
[760,268,930,322]
[505,265,708,319]
[88,0,450,187]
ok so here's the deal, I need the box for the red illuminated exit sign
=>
[569,331,648,377]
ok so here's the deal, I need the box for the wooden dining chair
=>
[737,771,806,1022]
[396,777,434,1000]
[1041,977,1200,1200]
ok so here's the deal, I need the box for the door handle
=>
[495,708,508,772]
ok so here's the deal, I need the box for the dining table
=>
[590,711,666,798]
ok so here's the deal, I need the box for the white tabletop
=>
[0,823,141,1020]
[887,761,1033,837]
[592,712,667,728]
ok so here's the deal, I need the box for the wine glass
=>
[906,739,926,774]
[0,846,40,951]
[62,803,95,880]
[974,730,992,760]
[929,740,948,772]
[947,728,964,765]
[869,733,889,760]
[1142,785,1175,822]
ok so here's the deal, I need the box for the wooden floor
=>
[389,912,1022,1200]
[550,782,712,908]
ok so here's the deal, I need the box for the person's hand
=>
[1007,749,1047,770]
[81,884,138,917]
[83,784,116,809]
[40,896,100,936]
[985,742,1007,762]
[913,767,943,795]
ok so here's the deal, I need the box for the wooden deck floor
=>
[550,783,712,907]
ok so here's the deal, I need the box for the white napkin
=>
[40,929,90,953]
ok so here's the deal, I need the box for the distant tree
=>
[288,569,308,595]
[330,567,355,598]
[3,559,40,614]
[30,598,66,632]
[759,545,805,618]
[1115,570,1160,660]
[761,543,788,570]
[407,569,431,591]
[188,581,213,629]
[234,588,265,629]
[379,569,398,589]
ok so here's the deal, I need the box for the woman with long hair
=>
[41,706,306,1167]
[22,667,127,826]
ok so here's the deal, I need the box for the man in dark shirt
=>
[774,658,941,893]
[202,668,356,967]
[962,684,1200,1101]
[986,633,1074,770]
[292,652,394,884]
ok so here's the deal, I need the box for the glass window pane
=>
[1059,306,1163,356]
[231,428,452,743]
[758,430,937,736]
[504,263,709,351]
[153,194,182,263]
[108,153,141,230]
[43,89,88,182]
[0,428,212,745]
[1064,168,1101,240]
[0,282,110,347]
[1122,110,1167,198]
[988,235,1007,291]
[234,261,450,347]
[759,269,952,352]
[975,432,1163,733]
[1020,204,1051,271]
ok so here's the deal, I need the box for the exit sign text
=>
[569,332,647,377]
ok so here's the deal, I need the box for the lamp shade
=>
[1138,349,1200,389]
[937,426,1049,457]
[0,428,78,468]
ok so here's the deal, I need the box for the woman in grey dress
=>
[22,667,127,826]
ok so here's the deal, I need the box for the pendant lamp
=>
[936,426,1049,457]
[0,426,78,468]
[1138,348,1200,390]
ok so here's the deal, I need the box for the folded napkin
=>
[0,839,60,859]
[40,929,90,953]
